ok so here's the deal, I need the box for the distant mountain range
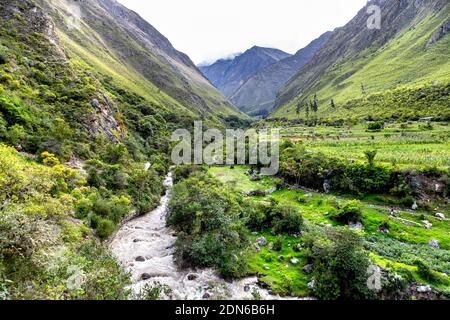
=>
[199,33,331,116]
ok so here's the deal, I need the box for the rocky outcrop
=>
[87,94,124,142]
[426,17,450,48]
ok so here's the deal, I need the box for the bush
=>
[96,218,115,239]
[330,200,363,224]
[367,121,384,131]
[414,259,437,282]
[168,172,249,277]
[305,227,374,300]
[272,204,304,235]
[273,236,283,252]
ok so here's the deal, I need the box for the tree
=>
[296,102,302,115]
[330,99,336,109]
[312,94,319,113]
[304,228,374,300]
[364,150,378,166]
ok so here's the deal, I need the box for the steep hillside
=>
[41,0,243,119]
[200,46,291,98]
[272,0,450,121]
[230,32,331,116]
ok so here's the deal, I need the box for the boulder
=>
[428,239,440,248]
[256,237,268,246]
[135,256,145,262]
[303,264,313,274]
[435,213,445,220]
[91,99,100,109]
[349,221,364,230]
[250,173,261,181]
[308,280,316,290]
[254,244,261,253]
[323,179,331,193]
[416,285,432,293]
[290,258,299,265]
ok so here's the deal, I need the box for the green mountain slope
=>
[39,0,243,120]
[271,0,450,121]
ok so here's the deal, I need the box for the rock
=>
[303,264,313,274]
[203,292,211,299]
[290,258,299,265]
[141,273,151,280]
[252,231,258,235]
[435,213,445,220]
[412,201,418,211]
[428,239,440,248]
[266,187,277,195]
[244,285,251,292]
[349,221,364,230]
[308,280,316,290]
[250,173,261,181]
[246,168,254,175]
[304,193,313,197]
[254,244,261,253]
[264,266,270,271]
[323,179,331,193]
[323,212,329,216]
[144,162,151,171]
[416,285,432,293]
[268,242,273,250]
[135,256,145,262]
[133,239,141,243]
[187,274,198,281]
[91,99,100,109]
[256,237,268,246]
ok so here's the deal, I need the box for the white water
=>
[110,172,305,300]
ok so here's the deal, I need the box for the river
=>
[110,172,305,300]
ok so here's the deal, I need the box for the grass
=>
[209,165,450,294]
[279,122,450,169]
[246,232,310,297]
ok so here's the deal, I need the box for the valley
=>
[0,0,449,302]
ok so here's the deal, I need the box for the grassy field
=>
[277,122,450,169]
[209,165,450,296]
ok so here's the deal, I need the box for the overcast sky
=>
[117,0,368,65]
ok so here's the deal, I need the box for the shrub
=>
[304,228,374,300]
[96,218,115,239]
[413,259,437,282]
[273,236,283,252]
[367,121,384,131]
[272,204,304,235]
[330,200,363,224]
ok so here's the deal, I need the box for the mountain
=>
[271,0,450,121]
[41,0,243,121]
[200,46,292,99]
[229,32,332,116]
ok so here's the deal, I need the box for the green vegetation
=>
[0,145,130,299]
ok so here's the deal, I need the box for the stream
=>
[110,172,303,300]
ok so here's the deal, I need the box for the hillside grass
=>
[272,6,450,120]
